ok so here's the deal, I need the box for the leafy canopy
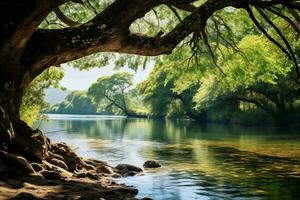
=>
[88,72,134,114]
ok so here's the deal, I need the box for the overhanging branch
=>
[23,0,300,78]
[54,8,81,27]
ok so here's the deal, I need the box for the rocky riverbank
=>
[0,107,151,200]
[0,142,147,200]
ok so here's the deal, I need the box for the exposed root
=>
[0,107,144,199]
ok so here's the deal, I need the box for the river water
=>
[38,114,300,200]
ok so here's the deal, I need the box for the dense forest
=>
[42,9,300,125]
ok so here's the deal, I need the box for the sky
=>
[59,62,154,91]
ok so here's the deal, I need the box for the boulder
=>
[99,165,114,174]
[143,160,161,168]
[50,142,85,172]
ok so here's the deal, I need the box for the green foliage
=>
[138,47,210,120]
[20,67,64,125]
[88,72,134,115]
[138,12,300,125]
[34,3,300,125]
[48,91,98,114]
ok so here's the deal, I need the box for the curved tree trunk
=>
[0,74,50,160]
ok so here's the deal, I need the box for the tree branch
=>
[54,7,81,27]
[245,6,292,60]
[267,7,300,36]
[256,7,300,78]
[22,0,300,79]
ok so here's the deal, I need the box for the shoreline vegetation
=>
[44,112,300,128]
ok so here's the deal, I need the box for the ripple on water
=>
[41,117,300,200]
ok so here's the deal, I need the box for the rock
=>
[143,160,161,168]
[112,173,121,178]
[76,172,98,180]
[99,165,114,174]
[115,164,142,173]
[84,158,107,166]
[51,142,85,172]
[41,170,62,180]
[41,161,73,178]
[31,163,43,172]
[49,158,68,170]
[125,171,137,176]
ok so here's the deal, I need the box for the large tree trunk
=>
[0,74,51,161]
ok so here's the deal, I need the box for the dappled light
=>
[1,0,300,199]
[38,117,300,199]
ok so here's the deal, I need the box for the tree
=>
[194,35,300,124]
[0,0,299,172]
[48,91,98,114]
[88,72,134,115]
[20,67,64,125]
[138,47,209,121]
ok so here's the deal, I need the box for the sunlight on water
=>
[38,114,300,200]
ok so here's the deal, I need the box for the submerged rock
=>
[143,160,161,168]
[115,164,143,173]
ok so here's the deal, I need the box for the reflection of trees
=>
[43,117,300,199]
[51,118,128,139]
[147,143,300,199]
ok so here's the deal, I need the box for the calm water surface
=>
[38,114,300,200]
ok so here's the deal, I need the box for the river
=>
[38,114,300,200]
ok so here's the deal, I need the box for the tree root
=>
[0,139,142,199]
[0,107,143,199]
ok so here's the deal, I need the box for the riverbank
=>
[0,141,146,200]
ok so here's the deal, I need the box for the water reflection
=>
[39,115,300,200]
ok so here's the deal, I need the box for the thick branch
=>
[0,0,66,63]
[22,0,299,79]
[24,0,247,71]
